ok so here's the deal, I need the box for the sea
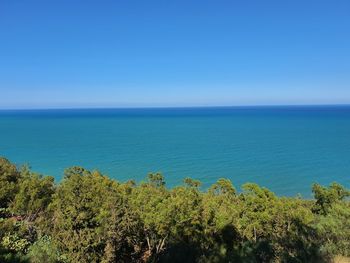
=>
[0,106,349,197]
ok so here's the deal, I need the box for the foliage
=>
[1,233,30,253]
[10,167,55,221]
[0,157,349,262]
[0,157,21,209]
[312,182,350,215]
[26,235,60,263]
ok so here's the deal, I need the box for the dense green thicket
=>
[0,157,349,263]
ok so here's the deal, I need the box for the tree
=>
[48,168,120,262]
[128,173,171,261]
[0,158,21,209]
[312,182,350,215]
[315,201,350,257]
[10,167,55,221]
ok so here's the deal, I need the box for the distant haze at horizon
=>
[1,103,350,111]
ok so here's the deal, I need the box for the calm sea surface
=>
[0,106,349,197]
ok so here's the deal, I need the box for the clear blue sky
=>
[1,0,349,109]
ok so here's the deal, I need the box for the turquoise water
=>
[0,106,349,197]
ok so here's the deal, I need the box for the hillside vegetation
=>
[0,157,349,262]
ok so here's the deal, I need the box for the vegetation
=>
[0,157,349,262]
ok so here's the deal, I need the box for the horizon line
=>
[1,103,350,111]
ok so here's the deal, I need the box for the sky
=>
[0,0,350,109]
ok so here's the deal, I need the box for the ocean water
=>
[0,106,349,197]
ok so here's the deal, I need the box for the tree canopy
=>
[0,157,349,263]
